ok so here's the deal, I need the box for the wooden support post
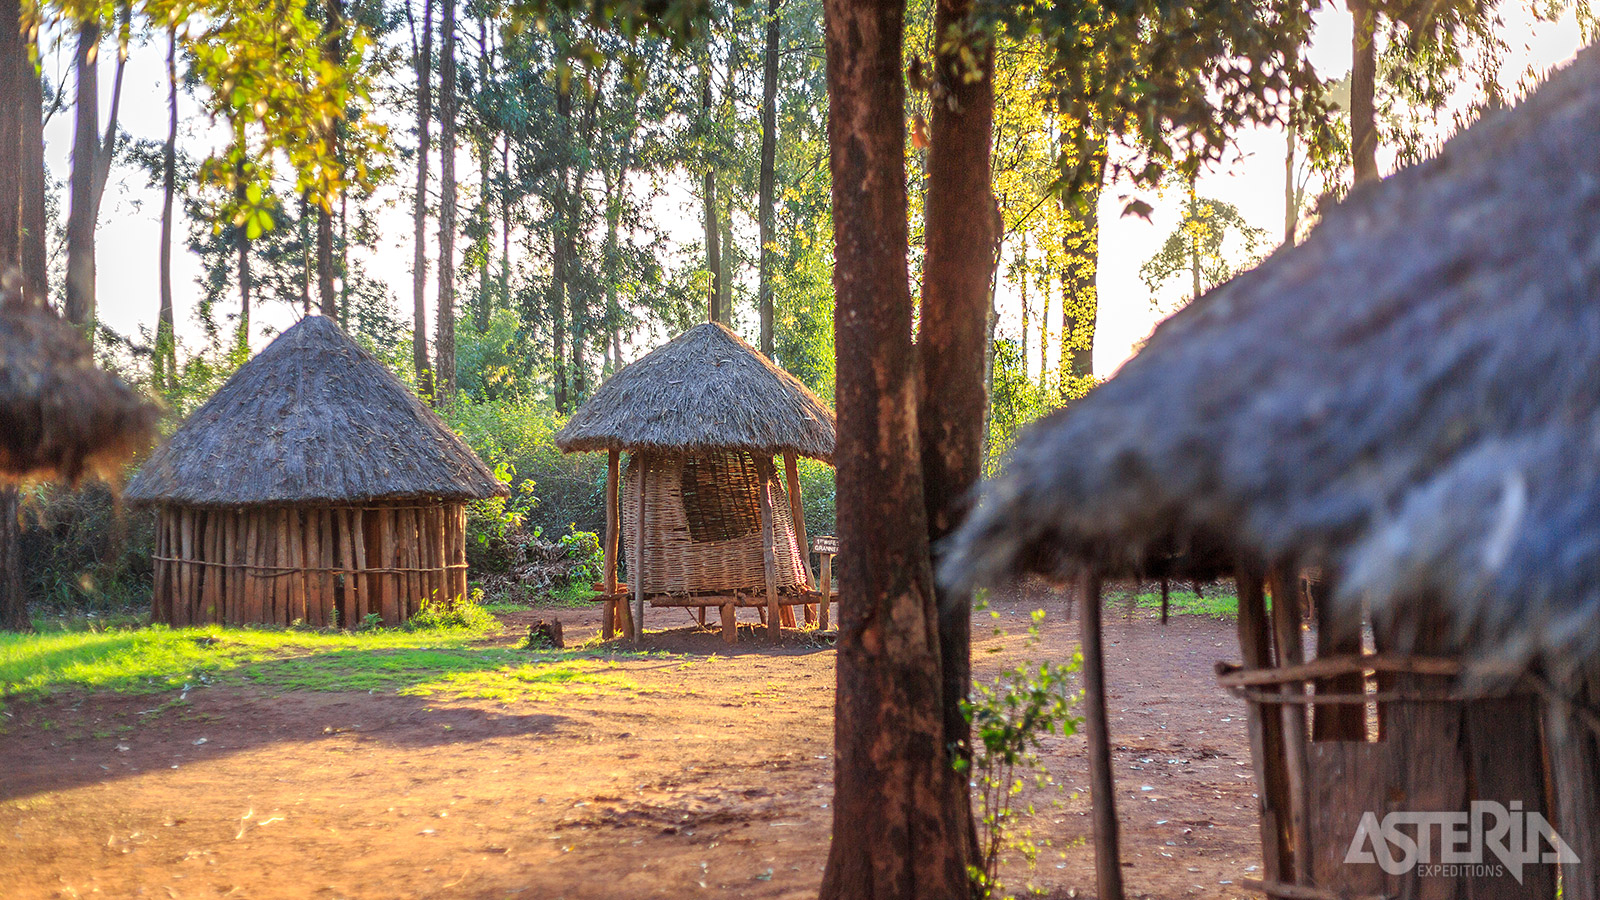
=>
[757,456,781,641]
[1078,572,1124,900]
[379,509,398,625]
[305,508,323,627]
[351,509,369,625]
[603,449,620,641]
[783,452,816,627]
[1237,569,1293,883]
[721,600,736,644]
[433,505,449,603]
[178,507,195,626]
[819,553,832,631]
[1308,573,1366,741]
[1160,577,1170,625]
[1268,568,1312,886]
[151,509,167,624]
[1548,667,1600,900]
[632,455,647,643]
[243,511,261,624]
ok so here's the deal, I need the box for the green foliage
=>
[408,589,501,631]
[556,526,604,586]
[959,609,1084,898]
[1139,178,1271,312]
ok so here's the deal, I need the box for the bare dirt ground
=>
[0,590,1263,899]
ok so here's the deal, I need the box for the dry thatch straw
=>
[0,276,156,483]
[126,315,505,505]
[941,46,1600,682]
[555,322,836,461]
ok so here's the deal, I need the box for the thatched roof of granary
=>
[126,316,506,506]
[942,46,1600,679]
[555,322,836,462]
[0,283,157,483]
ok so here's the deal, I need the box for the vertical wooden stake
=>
[819,553,832,631]
[604,449,620,641]
[351,509,370,625]
[1237,569,1292,883]
[1078,572,1125,900]
[178,507,195,626]
[783,450,815,587]
[1268,569,1312,886]
[632,454,647,643]
[379,509,398,625]
[721,600,736,644]
[151,508,167,624]
[1160,577,1170,625]
[756,456,781,642]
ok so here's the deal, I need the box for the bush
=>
[960,608,1083,899]
[19,484,155,618]
[409,589,499,632]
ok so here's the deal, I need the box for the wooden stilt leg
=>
[1079,572,1124,900]
[721,601,736,644]
[819,553,832,631]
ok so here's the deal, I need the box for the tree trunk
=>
[817,0,972,896]
[472,18,491,335]
[1284,125,1297,245]
[564,80,605,403]
[0,0,22,274]
[65,22,101,330]
[1350,0,1379,184]
[1060,140,1104,382]
[157,26,177,391]
[14,2,45,306]
[547,80,572,410]
[916,0,995,878]
[0,488,25,632]
[410,0,436,395]
[235,165,251,351]
[757,0,779,355]
[1188,174,1201,302]
[499,132,510,314]
[434,0,458,402]
[701,54,722,324]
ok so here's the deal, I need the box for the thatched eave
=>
[555,322,836,463]
[126,316,507,506]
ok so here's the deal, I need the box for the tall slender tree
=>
[435,0,458,401]
[65,5,130,334]
[410,0,436,394]
[757,0,779,355]
[156,25,178,391]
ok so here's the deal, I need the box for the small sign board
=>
[811,535,839,555]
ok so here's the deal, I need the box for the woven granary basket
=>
[622,451,806,594]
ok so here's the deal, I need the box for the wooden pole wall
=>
[152,501,471,629]
[1267,569,1311,886]
[633,456,648,643]
[603,449,620,640]
[757,456,781,641]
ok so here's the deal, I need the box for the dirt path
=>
[0,594,1263,899]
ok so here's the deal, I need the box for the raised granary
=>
[556,322,836,643]
[127,316,506,627]
[942,47,1600,900]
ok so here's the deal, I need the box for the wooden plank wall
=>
[152,501,469,628]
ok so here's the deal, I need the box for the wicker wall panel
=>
[622,451,807,594]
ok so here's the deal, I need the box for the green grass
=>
[1113,586,1239,619]
[1,613,676,711]
[0,623,496,707]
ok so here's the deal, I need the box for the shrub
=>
[409,589,499,632]
[959,608,1084,899]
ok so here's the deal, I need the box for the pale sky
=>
[51,4,1589,380]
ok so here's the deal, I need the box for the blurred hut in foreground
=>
[944,46,1600,900]
[0,276,159,630]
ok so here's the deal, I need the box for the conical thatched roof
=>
[126,316,506,505]
[555,322,836,462]
[942,46,1600,680]
[0,285,157,483]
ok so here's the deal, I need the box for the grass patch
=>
[0,620,497,708]
[1112,586,1239,619]
[402,659,637,701]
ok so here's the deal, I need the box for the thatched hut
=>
[126,316,506,628]
[555,322,835,643]
[943,47,1600,900]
